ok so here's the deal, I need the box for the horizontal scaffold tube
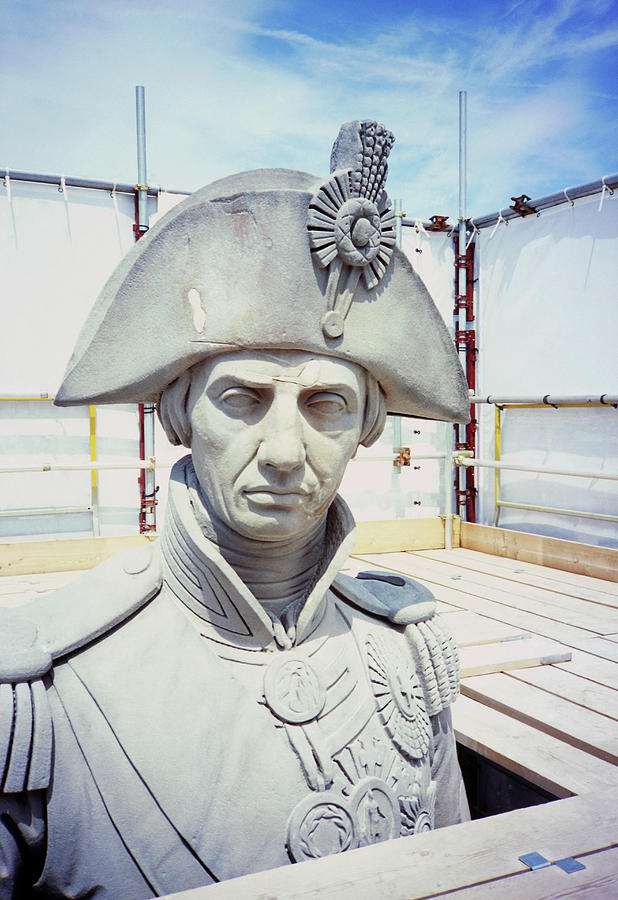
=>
[401,173,618,232]
[470,394,618,407]
[0,506,92,518]
[457,457,618,481]
[3,169,189,197]
[0,459,173,474]
[496,500,618,524]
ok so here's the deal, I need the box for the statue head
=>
[55,120,469,538]
[158,348,384,540]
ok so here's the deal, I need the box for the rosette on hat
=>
[308,121,397,339]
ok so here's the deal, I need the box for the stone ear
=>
[359,376,387,448]
[158,371,193,447]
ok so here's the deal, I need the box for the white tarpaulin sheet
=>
[476,193,618,547]
[0,180,156,539]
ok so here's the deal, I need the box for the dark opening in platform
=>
[457,743,558,819]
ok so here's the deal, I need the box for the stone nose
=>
[257,397,306,472]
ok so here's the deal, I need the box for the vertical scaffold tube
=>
[135,86,156,531]
[456,91,468,514]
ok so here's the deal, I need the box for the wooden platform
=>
[1,528,617,897]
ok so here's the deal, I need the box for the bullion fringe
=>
[404,615,460,717]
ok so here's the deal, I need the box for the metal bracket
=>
[554,857,586,874]
[393,447,411,467]
[510,194,537,216]
[519,852,551,871]
[519,852,586,875]
[427,215,450,232]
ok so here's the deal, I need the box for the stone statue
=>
[0,121,471,898]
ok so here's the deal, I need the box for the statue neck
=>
[186,464,327,617]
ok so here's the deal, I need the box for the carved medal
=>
[263,656,326,724]
[366,632,430,760]
[350,776,401,846]
[286,793,355,862]
[400,780,437,835]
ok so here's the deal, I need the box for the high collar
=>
[160,457,357,650]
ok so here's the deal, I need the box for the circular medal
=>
[287,793,355,862]
[263,656,326,724]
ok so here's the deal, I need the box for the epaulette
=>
[0,542,162,794]
[332,570,460,716]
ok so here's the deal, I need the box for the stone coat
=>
[0,479,469,899]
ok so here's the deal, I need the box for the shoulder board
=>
[332,570,436,625]
[332,570,460,715]
[0,542,162,684]
[0,542,162,794]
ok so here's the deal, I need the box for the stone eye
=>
[305,392,346,415]
[220,388,261,410]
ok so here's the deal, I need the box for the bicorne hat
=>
[55,121,470,423]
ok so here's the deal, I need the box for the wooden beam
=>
[0,535,155,577]
[444,845,618,900]
[161,788,618,900]
[459,637,571,678]
[461,522,618,583]
[352,516,459,554]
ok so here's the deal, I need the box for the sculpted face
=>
[187,350,366,540]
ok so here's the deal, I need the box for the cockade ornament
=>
[308,121,397,338]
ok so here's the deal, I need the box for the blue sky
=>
[2,0,617,220]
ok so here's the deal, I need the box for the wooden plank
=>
[460,522,618,583]
[161,789,618,900]
[572,637,618,663]
[453,695,618,798]
[459,638,571,678]
[461,672,618,765]
[352,517,449,554]
[419,579,606,655]
[429,545,618,599]
[405,553,618,634]
[510,665,618,721]
[416,547,618,608]
[555,650,618,691]
[354,552,618,635]
[0,535,155,576]
[439,610,527,647]
[439,845,618,899]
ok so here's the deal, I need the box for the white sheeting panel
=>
[476,193,618,546]
[401,227,454,329]
[0,181,157,540]
[0,180,155,393]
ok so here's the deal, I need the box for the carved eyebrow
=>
[207,373,358,395]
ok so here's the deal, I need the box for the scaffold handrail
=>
[456,455,618,482]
